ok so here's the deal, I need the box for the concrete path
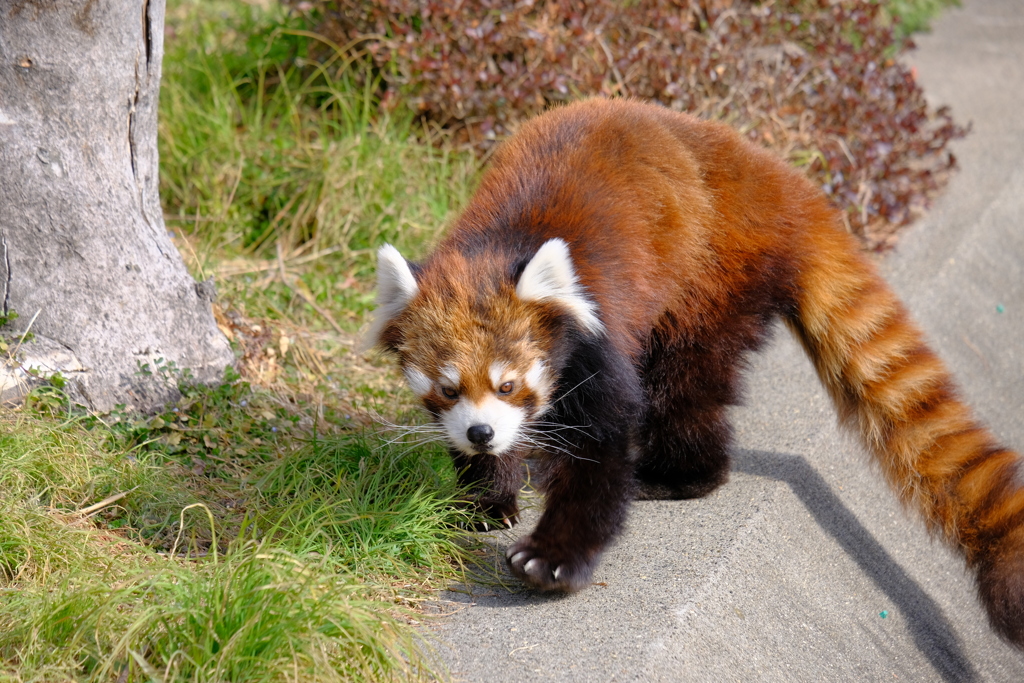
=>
[432,1,1024,680]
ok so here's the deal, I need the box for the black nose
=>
[467,424,494,445]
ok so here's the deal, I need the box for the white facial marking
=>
[489,361,510,389]
[441,394,527,456]
[403,366,432,397]
[524,359,552,396]
[524,358,554,415]
[439,364,461,389]
[516,238,604,336]
[363,244,418,349]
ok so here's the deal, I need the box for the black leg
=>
[504,332,645,591]
[451,450,522,531]
[635,403,732,499]
[634,309,771,499]
[505,431,635,591]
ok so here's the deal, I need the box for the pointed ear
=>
[515,238,603,335]
[363,244,418,350]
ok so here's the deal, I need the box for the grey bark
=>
[0,0,233,412]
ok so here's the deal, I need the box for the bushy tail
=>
[788,224,1024,647]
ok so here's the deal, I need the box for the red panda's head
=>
[365,239,603,457]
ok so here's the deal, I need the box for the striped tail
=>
[788,224,1024,647]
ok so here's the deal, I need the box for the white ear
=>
[363,244,418,349]
[516,238,603,335]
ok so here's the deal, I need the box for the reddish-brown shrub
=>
[296,0,967,249]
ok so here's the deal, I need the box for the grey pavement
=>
[431,1,1024,680]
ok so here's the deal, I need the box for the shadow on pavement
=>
[733,449,978,683]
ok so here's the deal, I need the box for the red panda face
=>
[404,357,554,456]
[367,239,603,457]
[387,260,557,456]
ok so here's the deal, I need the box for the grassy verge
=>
[0,394,471,681]
[1,1,480,681]
[159,0,477,327]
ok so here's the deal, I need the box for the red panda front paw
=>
[462,497,518,532]
[505,534,595,591]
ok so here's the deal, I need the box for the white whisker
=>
[531,420,593,429]
[513,431,598,463]
[549,371,599,407]
[382,434,446,448]
[370,410,444,431]
[370,409,449,451]
[521,427,576,450]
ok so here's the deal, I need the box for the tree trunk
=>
[0,0,233,412]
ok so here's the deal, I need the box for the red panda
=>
[366,98,1024,647]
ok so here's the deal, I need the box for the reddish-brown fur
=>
[374,98,1024,645]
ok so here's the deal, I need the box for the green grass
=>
[1,307,470,681]
[1,546,433,682]
[0,398,468,682]
[253,433,468,580]
[159,0,477,327]
[885,0,960,38]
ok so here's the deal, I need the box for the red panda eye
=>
[499,381,515,394]
[441,387,458,399]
